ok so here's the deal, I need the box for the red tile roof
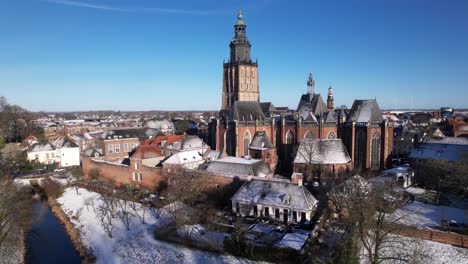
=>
[143,135,185,147]
[130,145,163,159]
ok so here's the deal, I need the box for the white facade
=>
[27,149,59,165]
[232,201,313,223]
[27,146,80,167]
[58,147,81,167]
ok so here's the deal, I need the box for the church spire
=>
[307,72,315,95]
[327,85,334,111]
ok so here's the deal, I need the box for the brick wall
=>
[82,156,165,190]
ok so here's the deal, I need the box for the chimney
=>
[291,172,303,186]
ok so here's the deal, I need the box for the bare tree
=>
[328,176,427,264]
[413,153,468,201]
[295,138,325,182]
[115,191,132,231]
[71,166,84,195]
[129,200,146,224]
[97,203,114,238]
[0,178,32,258]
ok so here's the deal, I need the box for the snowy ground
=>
[390,201,467,229]
[57,187,261,264]
[360,234,468,264]
[406,186,426,195]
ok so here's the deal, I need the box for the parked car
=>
[54,168,65,173]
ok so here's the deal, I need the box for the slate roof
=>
[410,143,468,162]
[229,101,266,121]
[259,102,276,117]
[100,128,164,140]
[231,179,318,211]
[349,99,383,123]
[249,131,274,150]
[296,93,327,117]
[294,139,351,164]
[324,112,337,123]
[206,157,272,177]
[301,111,318,123]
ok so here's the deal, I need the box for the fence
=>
[392,225,468,248]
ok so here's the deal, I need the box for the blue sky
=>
[0,0,467,112]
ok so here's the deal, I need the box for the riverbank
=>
[57,187,260,263]
[47,194,96,263]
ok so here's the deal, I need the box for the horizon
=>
[1,0,467,111]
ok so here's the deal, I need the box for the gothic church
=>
[209,11,394,179]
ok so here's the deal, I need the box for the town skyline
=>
[1,0,467,111]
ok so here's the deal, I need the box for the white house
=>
[231,179,318,223]
[27,140,80,168]
[27,143,59,165]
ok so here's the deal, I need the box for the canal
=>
[26,199,82,264]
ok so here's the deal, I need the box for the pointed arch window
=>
[286,130,295,159]
[355,130,366,170]
[286,131,295,144]
[328,132,336,139]
[304,131,314,140]
[243,131,251,156]
[371,133,381,169]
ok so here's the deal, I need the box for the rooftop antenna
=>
[411,96,414,111]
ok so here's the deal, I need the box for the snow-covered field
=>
[360,234,468,264]
[391,201,467,229]
[57,187,260,264]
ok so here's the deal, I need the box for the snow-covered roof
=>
[249,131,273,150]
[275,232,308,250]
[231,179,318,211]
[297,93,327,117]
[410,143,468,162]
[294,139,351,165]
[180,136,204,150]
[29,142,55,152]
[163,150,203,165]
[349,99,383,123]
[82,148,103,157]
[100,128,164,140]
[426,137,468,145]
[145,119,174,131]
[206,157,272,177]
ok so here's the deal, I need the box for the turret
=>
[307,72,315,95]
[327,85,334,111]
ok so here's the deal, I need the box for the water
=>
[26,200,82,264]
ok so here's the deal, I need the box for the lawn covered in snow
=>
[57,187,262,264]
[390,201,467,229]
[360,234,468,264]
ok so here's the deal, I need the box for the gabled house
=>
[231,179,318,223]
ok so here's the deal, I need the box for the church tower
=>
[222,10,260,109]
